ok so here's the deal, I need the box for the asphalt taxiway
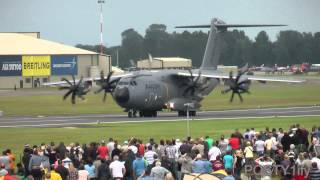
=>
[0,106,319,128]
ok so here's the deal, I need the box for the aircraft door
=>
[144,81,165,110]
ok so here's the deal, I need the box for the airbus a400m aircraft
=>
[48,18,304,118]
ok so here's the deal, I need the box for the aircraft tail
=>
[176,18,286,71]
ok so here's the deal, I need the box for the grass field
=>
[0,116,319,157]
[0,81,320,116]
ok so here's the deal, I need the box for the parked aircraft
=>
[46,18,304,118]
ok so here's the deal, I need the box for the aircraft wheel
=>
[190,111,196,116]
[152,111,157,117]
[139,111,144,117]
[178,111,186,116]
[128,111,133,118]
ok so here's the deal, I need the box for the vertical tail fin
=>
[176,18,286,71]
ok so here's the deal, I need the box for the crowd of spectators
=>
[0,124,320,180]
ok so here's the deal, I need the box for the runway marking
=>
[0,114,319,128]
[0,108,318,124]
[0,106,320,120]
[261,109,320,114]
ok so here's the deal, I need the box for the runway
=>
[0,106,319,128]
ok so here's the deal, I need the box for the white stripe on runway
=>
[0,114,319,128]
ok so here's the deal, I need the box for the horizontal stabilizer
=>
[176,18,287,30]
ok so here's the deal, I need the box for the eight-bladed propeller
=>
[221,66,251,103]
[181,69,207,96]
[95,71,117,102]
[59,76,89,104]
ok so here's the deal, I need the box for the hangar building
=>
[0,33,111,89]
[137,57,192,69]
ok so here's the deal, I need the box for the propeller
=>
[59,76,89,104]
[221,66,251,103]
[181,70,207,96]
[95,71,117,102]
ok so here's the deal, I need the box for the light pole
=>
[98,0,105,55]
[184,102,194,138]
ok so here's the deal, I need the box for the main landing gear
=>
[127,110,158,118]
[178,110,196,117]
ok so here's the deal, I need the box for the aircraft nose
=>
[114,87,130,104]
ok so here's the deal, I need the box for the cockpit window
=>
[130,81,137,86]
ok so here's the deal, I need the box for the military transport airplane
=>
[46,18,304,118]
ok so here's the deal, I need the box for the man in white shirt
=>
[255,136,265,157]
[208,142,221,161]
[144,145,157,165]
[109,155,125,179]
[311,152,320,170]
[107,138,115,157]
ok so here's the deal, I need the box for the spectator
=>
[243,141,254,168]
[156,140,166,159]
[144,146,157,165]
[223,168,235,180]
[111,143,121,160]
[68,164,78,180]
[311,152,320,170]
[97,140,109,160]
[192,154,211,173]
[223,151,234,171]
[84,159,96,180]
[137,140,145,156]
[229,134,240,151]
[133,154,147,179]
[49,165,63,180]
[218,135,229,156]
[78,165,89,180]
[93,157,102,178]
[107,138,115,158]
[137,167,153,180]
[254,135,265,157]
[55,160,69,180]
[28,150,43,180]
[179,140,191,156]
[308,162,320,180]
[211,155,224,172]
[178,153,192,179]
[208,141,221,161]
[151,161,170,180]
[165,141,176,160]
[233,150,243,180]
[57,142,67,159]
[97,158,111,180]
[205,136,214,149]
[6,149,15,175]
[0,151,11,173]
[255,155,274,180]
[109,155,125,179]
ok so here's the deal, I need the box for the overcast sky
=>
[1,0,319,47]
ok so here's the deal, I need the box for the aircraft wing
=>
[177,72,305,83]
[43,73,132,86]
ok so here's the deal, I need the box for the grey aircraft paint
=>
[54,18,297,117]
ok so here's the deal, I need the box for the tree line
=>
[76,24,320,68]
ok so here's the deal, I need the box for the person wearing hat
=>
[244,141,254,168]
